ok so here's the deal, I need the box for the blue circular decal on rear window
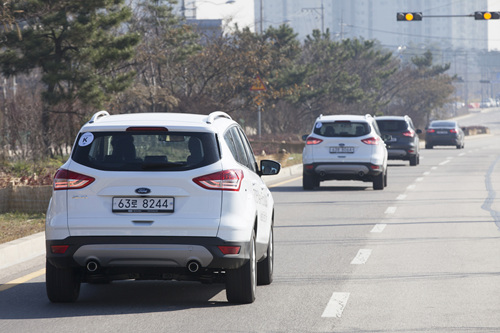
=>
[315,122,323,128]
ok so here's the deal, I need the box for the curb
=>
[0,164,302,271]
[262,163,302,185]
[0,232,45,270]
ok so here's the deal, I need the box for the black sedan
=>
[425,120,465,149]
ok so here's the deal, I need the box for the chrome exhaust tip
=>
[187,260,200,273]
[86,260,99,272]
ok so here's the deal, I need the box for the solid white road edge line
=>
[322,292,350,318]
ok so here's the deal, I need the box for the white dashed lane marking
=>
[351,249,372,265]
[322,292,351,318]
[385,206,397,214]
[371,224,387,233]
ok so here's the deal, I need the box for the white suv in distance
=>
[45,111,281,304]
[302,114,388,190]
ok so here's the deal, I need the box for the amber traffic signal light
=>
[397,12,423,21]
[474,11,500,20]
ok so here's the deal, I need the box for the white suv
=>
[302,114,388,190]
[45,111,281,304]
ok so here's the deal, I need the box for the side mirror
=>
[302,134,309,141]
[260,160,281,176]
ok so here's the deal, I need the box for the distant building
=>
[254,0,496,51]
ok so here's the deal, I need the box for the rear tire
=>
[373,172,384,190]
[409,155,418,166]
[303,172,319,190]
[226,231,256,304]
[257,225,274,286]
[46,260,81,303]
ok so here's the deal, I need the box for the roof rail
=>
[206,111,232,124]
[89,110,110,124]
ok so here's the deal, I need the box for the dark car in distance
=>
[376,116,422,166]
[425,120,465,149]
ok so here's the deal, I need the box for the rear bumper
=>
[387,148,417,160]
[426,135,460,146]
[385,141,418,160]
[46,236,250,271]
[303,162,384,181]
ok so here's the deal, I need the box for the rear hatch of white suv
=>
[302,116,387,190]
[308,120,376,165]
[57,128,223,238]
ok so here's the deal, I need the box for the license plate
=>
[330,146,354,153]
[112,197,174,213]
[436,130,448,134]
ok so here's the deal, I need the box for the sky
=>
[188,0,255,30]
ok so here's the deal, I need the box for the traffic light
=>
[474,11,500,20]
[397,12,423,21]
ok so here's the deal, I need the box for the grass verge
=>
[0,213,45,244]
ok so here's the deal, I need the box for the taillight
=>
[306,137,323,145]
[426,129,435,133]
[402,130,415,137]
[361,137,380,145]
[218,246,241,255]
[449,129,457,133]
[193,170,244,191]
[53,169,95,190]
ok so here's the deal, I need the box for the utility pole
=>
[260,0,263,34]
[302,0,324,34]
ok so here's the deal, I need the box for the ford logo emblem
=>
[135,188,151,194]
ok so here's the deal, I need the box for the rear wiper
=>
[141,162,183,170]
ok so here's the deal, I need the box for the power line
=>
[348,24,500,43]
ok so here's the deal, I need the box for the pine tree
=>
[0,0,140,155]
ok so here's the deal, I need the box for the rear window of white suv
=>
[313,121,370,137]
[72,131,219,171]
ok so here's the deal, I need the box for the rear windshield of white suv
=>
[72,131,219,171]
[313,121,370,137]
